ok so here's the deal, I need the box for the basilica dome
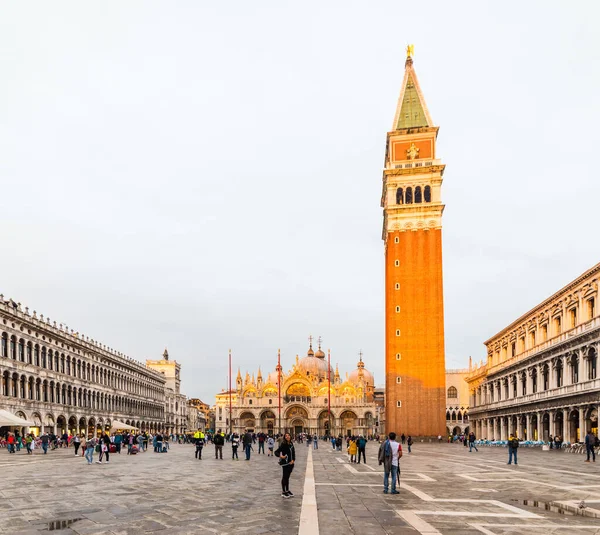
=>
[296,345,332,378]
[348,357,374,385]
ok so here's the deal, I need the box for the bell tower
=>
[382,46,446,437]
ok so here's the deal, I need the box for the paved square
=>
[312,440,600,535]
[0,443,306,535]
[2,441,600,534]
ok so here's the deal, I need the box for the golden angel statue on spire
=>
[406,44,414,58]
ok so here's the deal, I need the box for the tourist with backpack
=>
[378,432,402,494]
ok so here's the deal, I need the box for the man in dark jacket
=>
[507,434,519,465]
[585,431,597,463]
[213,430,224,459]
[357,436,367,464]
[242,430,253,461]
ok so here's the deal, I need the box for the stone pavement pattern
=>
[0,443,305,535]
[313,440,600,534]
[4,441,600,535]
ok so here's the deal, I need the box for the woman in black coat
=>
[275,432,296,498]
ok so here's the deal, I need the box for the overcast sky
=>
[1,2,599,402]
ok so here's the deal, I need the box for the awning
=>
[110,420,138,431]
[0,409,36,427]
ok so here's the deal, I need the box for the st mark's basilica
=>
[215,339,379,437]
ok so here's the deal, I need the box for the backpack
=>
[510,438,519,448]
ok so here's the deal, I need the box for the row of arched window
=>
[0,370,164,418]
[396,185,431,205]
[446,410,468,422]
[474,348,598,405]
[1,332,163,400]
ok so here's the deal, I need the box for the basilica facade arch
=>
[217,341,378,437]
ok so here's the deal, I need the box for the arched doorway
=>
[68,416,77,434]
[542,413,550,441]
[340,410,358,437]
[79,417,86,436]
[318,410,333,437]
[530,414,538,440]
[285,406,308,435]
[569,410,580,442]
[290,418,305,436]
[239,412,256,432]
[554,411,564,440]
[452,426,461,436]
[260,410,276,435]
[588,407,598,435]
[56,415,66,435]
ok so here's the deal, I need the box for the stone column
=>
[563,408,569,442]
[501,417,507,440]
[517,417,523,439]
[579,406,586,439]
[525,414,531,440]
[537,412,543,441]
[578,352,585,384]
[549,410,555,437]
[562,355,569,386]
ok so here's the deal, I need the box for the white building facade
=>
[467,264,599,442]
[0,297,167,436]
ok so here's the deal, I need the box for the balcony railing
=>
[470,377,600,413]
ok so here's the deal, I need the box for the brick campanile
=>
[381,48,446,437]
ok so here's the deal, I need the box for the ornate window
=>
[424,185,431,202]
[447,386,458,398]
[405,187,413,204]
[415,186,422,203]
[396,188,403,205]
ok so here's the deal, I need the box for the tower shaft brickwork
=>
[382,52,446,437]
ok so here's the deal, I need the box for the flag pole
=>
[277,349,282,435]
[328,348,331,438]
[229,349,232,435]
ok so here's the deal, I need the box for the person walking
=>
[7,433,15,454]
[231,433,240,460]
[357,435,367,464]
[313,434,318,449]
[378,432,402,494]
[407,436,413,453]
[258,432,266,455]
[40,432,49,454]
[97,433,110,464]
[85,435,96,465]
[400,433,406,445]
[73,434,81,456]
[195,432,205,460]
[214,430,225,459]
[585,430,597,463]
[242,430,253,461]
[275,432,296,498]
[348,437,357,463]
[25,434,33,455]
[468,432,478,452]
[267,435,275,457]
[507,434,519,465]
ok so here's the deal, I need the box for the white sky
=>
[1,1,599,402]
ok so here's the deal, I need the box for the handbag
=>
[95,444,101,453]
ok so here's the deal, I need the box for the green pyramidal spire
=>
[393,54,433,130]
